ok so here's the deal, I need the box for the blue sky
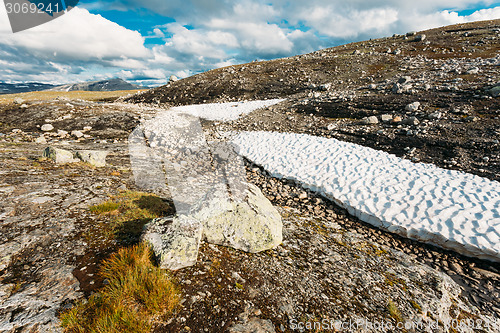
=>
[0,0,499,86]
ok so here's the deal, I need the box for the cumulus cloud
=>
[0,3,152,83]
[0,7,148,60]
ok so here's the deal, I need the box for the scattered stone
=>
[428,112,442,120]
[71,130,84,138]
[41,124,54,132]
[57,130,68,137]
[466,67,480,75]
[20,104,28,109]
[402,117,420,126]
[398,76,412,84]
[392,116,402,123]
[169,75,179,82]
[13,97,23,104]
[381,114,393,122]
[42,147,79,164]
[319,83,332,91]
[450,261,464,274]
[405,102,421,112]
[415,34,426,42]
[35,136,47,144]
[362,116,379,125]
[229,307,275,333]
[327,123,336,131]
[83,126,92,132]
[75,150,108,167]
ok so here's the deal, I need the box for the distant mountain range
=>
[48,78,143,92]
[0,78,143,95]
[0,82,56,95]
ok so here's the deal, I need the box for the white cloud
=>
[302,7,399,38]
[0,2,156,83]
[163,23,233,58]
[466,6,500,21]
[0,6,149,60]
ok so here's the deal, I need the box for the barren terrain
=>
[0,20,499,333]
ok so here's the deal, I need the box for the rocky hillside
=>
[129,20,499,106]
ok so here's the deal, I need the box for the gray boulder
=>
[415,34,426,42]
[71,130,84,138]
[141,216,202,270]
[362,116,379,125]
[41,124,54,132]
[405,101,421,112]
[381,114,393,122]
[141,184,283,270]
[42,147,79,164]
[196,184,283,253]
[75,150,108,167]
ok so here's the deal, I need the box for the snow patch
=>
[232,131,500,262]
[171,99,285,121]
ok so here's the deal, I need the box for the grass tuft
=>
[60,244,180,333]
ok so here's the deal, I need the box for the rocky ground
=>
[0,19,499,333]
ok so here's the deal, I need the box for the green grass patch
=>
[89,191,174,244]
[61,244,180,333]
[90,201,121,214]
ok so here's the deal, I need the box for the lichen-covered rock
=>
[195,184,283,254]
[42,147,79,164]
[75,150,108,167]
[141,216,202,270]
[141,184,282,269]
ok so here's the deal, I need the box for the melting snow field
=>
[232,131,500,262]
[171,99,285,121]
[160,99,500,262]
